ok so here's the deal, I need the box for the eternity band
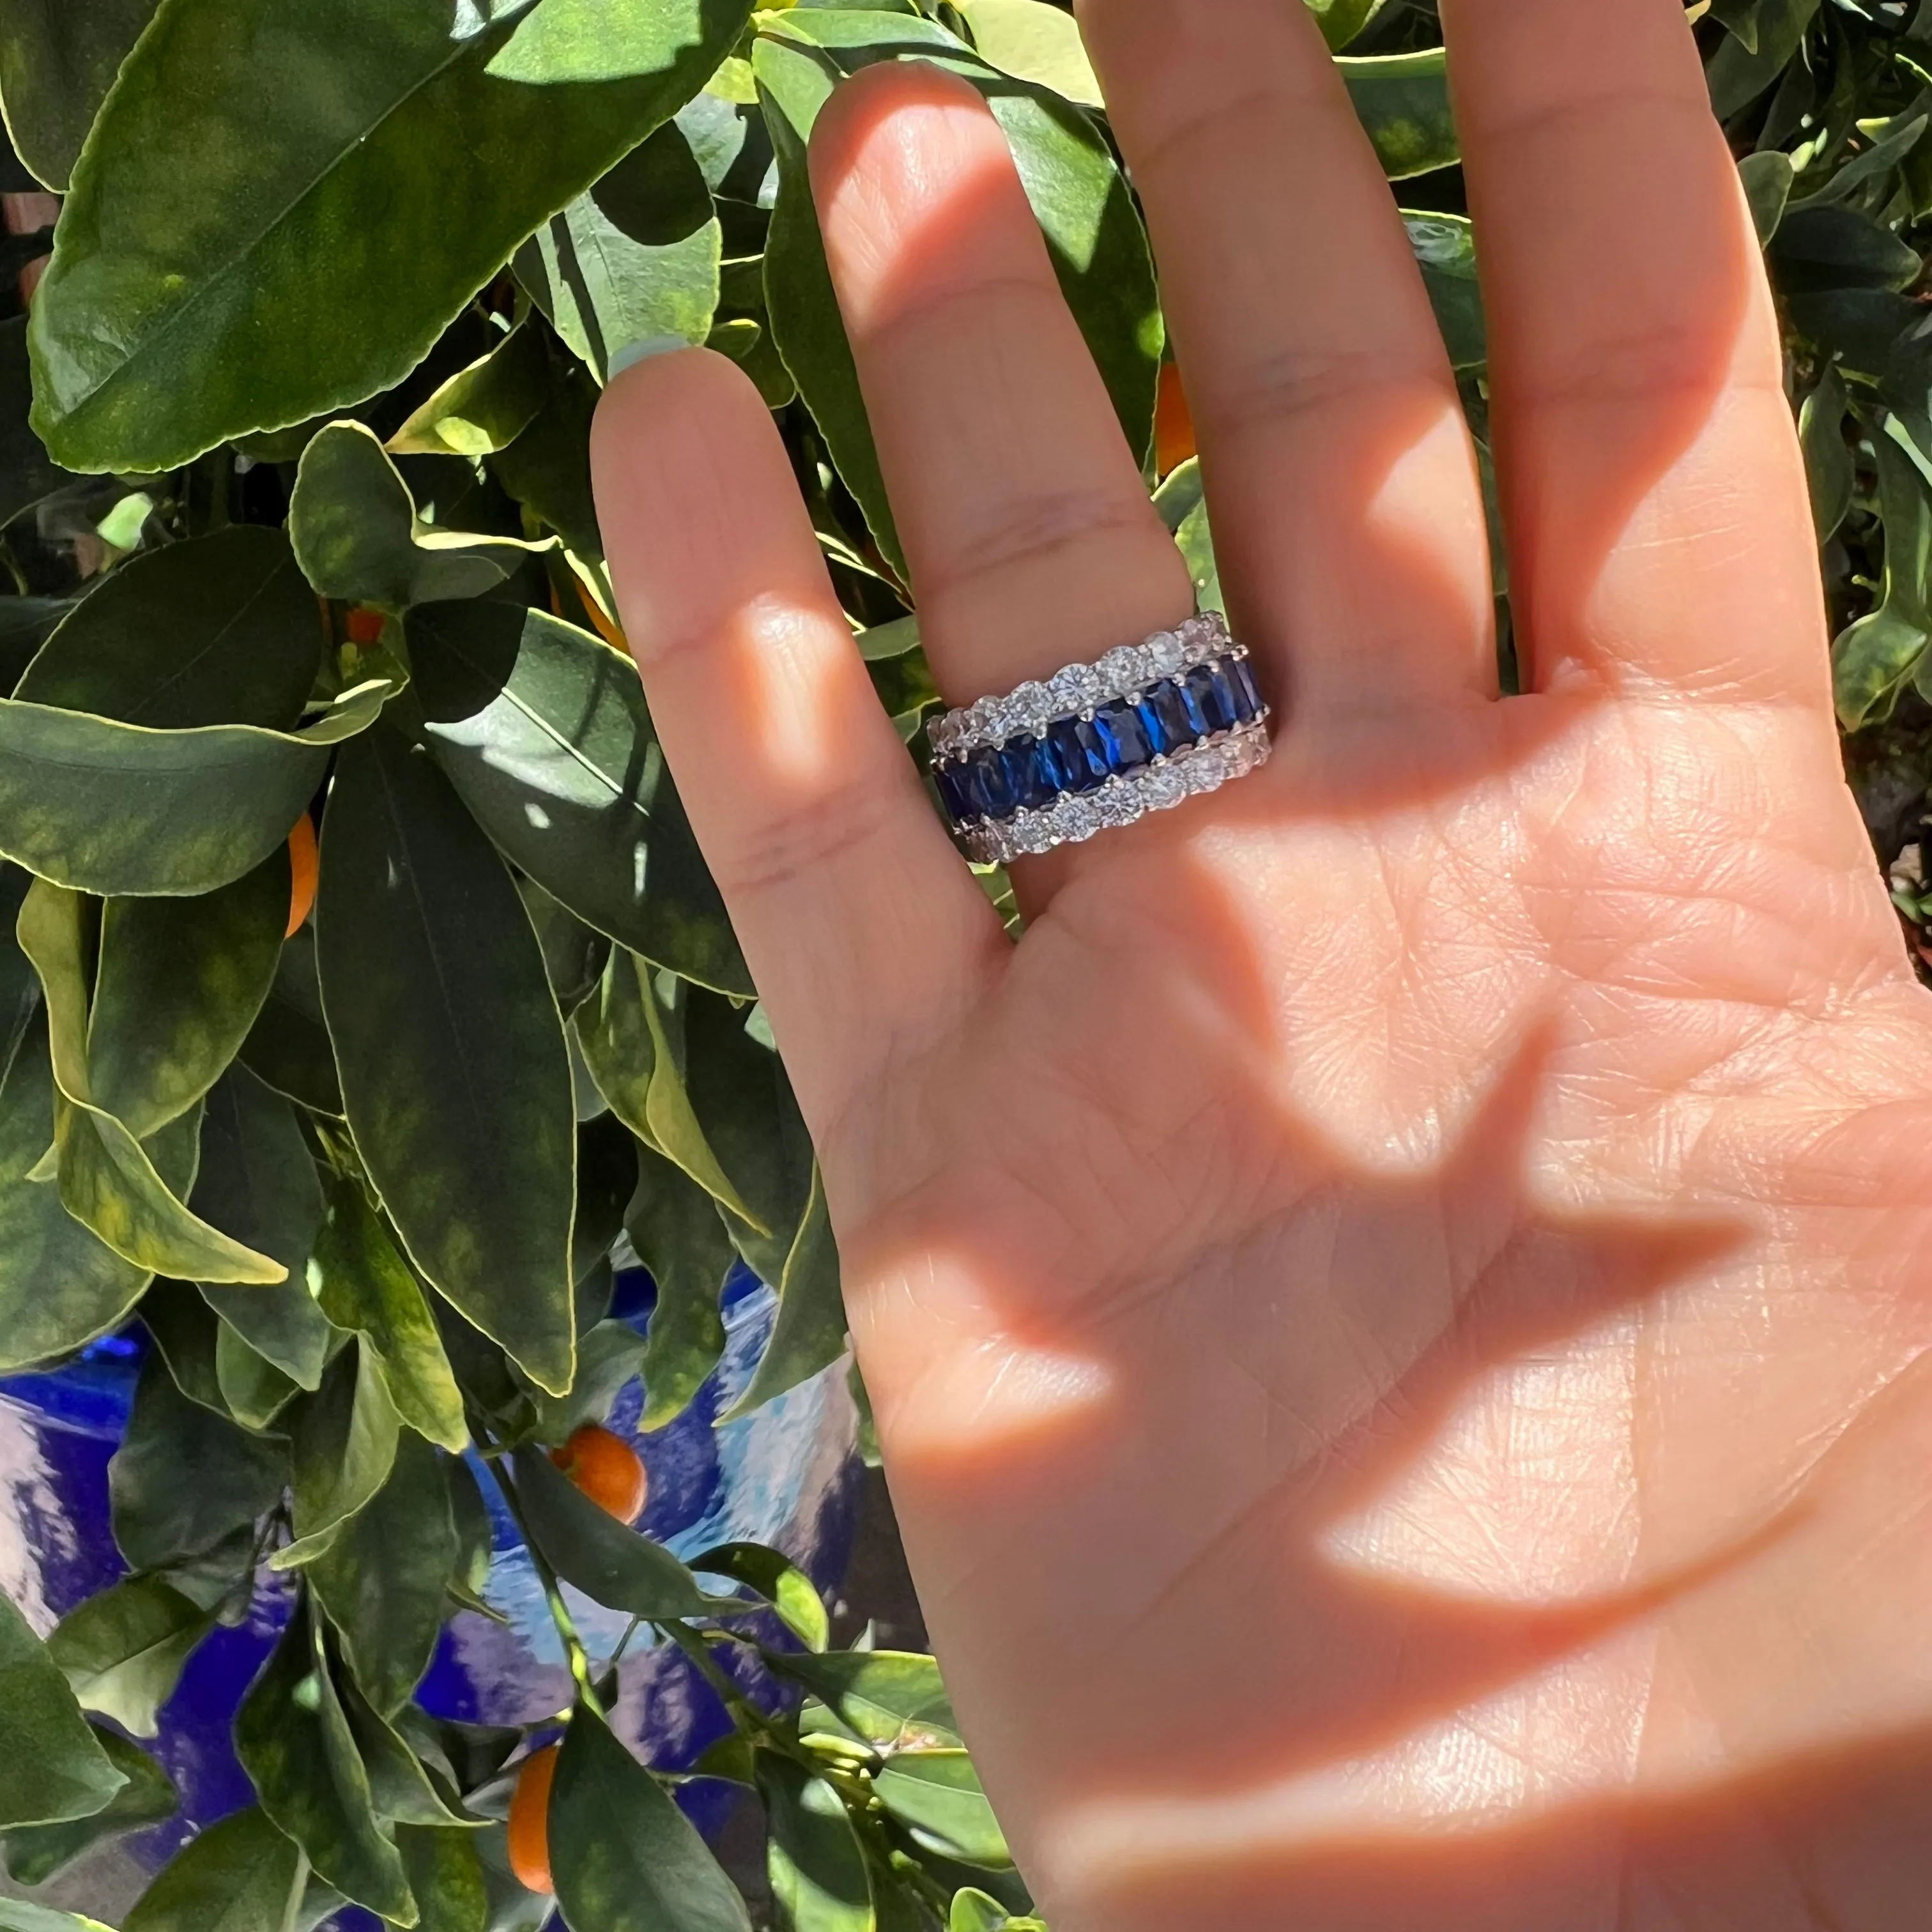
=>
[929,612,1273,866]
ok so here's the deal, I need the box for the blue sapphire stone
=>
[1001,734,1059,812]
[963,743,1018,821]
[1142,680,1198,753]
[1226,654,1262,723]
[1184,661,1239,735]
[1092,698,1154,774]
[937,760,976,824]
[1045,715,1108,793]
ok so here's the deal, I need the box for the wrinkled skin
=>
[590,1,1932,1926]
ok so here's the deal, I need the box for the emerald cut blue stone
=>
[1045,715,1108,792]
[963,744,1018,820]
[1093,698,1153,773]
[937,761,976,824]
[1185,662,1239,735]
[1144,680,1197,751]
[1001,735,1059,811]
[1227,655,1262,723]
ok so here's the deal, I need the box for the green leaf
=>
[1708,0,1820,120]
[396,1824,489,1932]
[238,922,342,1117]
[310,1430,459,1719]
[389,325,553,461]
[46,1575,210,1738]
[234,1602,416,1924]
[219,1322,305,1429]
[318,728,577,1397]
[1740,150,1795,247]
[336,1669,480,1831]
[123,1805,304,1932]
[549,1703,752,1932]
[289,422,551,613]
[1404,213,1485,371]
[19,878,283,1285]
[0,1017,155,1370]
[724,1160,845,1418]
[310,1177,469,1453]
[509,1447,709,1618]
[0,1586,126,1829]
[0,0,162,188]
[696,1541,828,1652]
[759,1752,874,1932]
[139,1276,229,1413]
[576,951,756,1220]
[872,1752,1010,1870]
[0,675,387,899]
[0,318,72,530]
[950,0,1101,103]
[29,0,760,472]
[86,850,291,1139]
[412,599,752,997]
[1339,49,1456,180]
[1801,362,1854,545]
[1770,204,1924,296]
[3,1726,178,1885]
[526,1319,647,1445]
[491,364,605,562]
[515,119,723,381]
[770,1652,962,1753]
[15,527,321,732]
[109,1352,288,1572]
[276,1338,403,1570]
[0,1901,117,1931]
[1835,417,1932,727]
[626,1143,732,1429]
[1304,0,1386,51]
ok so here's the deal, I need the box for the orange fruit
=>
[575,579,627,654]
[1154,359,1196,477]
[507,1743,560,1895]
[551,1424,647,1525]
[344,605,386,647]
[286,815,318,940]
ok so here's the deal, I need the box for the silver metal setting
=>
[929,611,1236,760]
[959,719,1273,866]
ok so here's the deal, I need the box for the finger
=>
[1439,0,1825,702]
[1077,0,1496,711]
[808,61,1195,710]
[590,348,1004,1140]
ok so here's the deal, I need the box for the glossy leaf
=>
[760,1752,874,1932]
[772,1652,962,1753]
[238,924,342,1117]
[215,1324,302,1430]
[310,1176,469,1453]
[30,0,761,471]
[338,1671,480,1832]
[2,1727,178,1885]
[122,1805,304,1932]
[234,1605,415,1924]
[290,422,549,613]
[310,1430,459,1719]
[0,0,161,188]
[0,1585,126,1830]
[1338,49,1456,180]
[549,1703,752,1932]
[1306,0,1386,50]
[412,598,751,996]
[15,526,320,731]
[86,850,291,1138]
[951,0,1100,103]
[397,1824,489,1932]
[0,318,70,530]
[1801,362,1854,544]
[724,1159,844,1418]
[576,949,755,1219]
[515,119,723,380]
[139,1276,228,1413]
[0,1906,116,1932]
[0,677,388,900]
[19,879,280,1284]
[389,325,553,461]
[873,1752,1011,1869]
[526,1318,646,1445]
[509,1446,709,1617]
[46,1575,210,1738]
[1835,418,1932,726]
[318,727,577,1397]
[627,1142,732,1429]
[1404,213,1485,371]
[0,1018,155,1370]
[696,1541,829,1652]
[277,1338,403,1570]
[109,1353,288,1572]
[491,364,605,562]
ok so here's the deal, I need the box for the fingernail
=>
[608,334,691,378]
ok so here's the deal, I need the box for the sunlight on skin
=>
[721,591,850,791]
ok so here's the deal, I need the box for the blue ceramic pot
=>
[0,1266,861,1922]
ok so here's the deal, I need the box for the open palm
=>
[592,3,1932,1926]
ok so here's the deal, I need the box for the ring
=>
[928,613,1273,864]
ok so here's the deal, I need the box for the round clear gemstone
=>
[1046,666,1091,716]
[1095,780,1144,829]
[1013,812,1055,857]
[1183,748,1225,795]
[1146,630,1186,677]
[1142,765,1188,812]
[1098,645,1143,694]
[1055,795,1100,844]
[1009,681,1052,735]
[965,698,1000,742]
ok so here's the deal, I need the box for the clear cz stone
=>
[1141,764,1188,812]
[1098,645,1144,694]
[1046,666,1092,716]
[1095,779,1144,829]
[1146,629,1186,677]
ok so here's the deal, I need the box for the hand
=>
[590,3,1932,1926]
